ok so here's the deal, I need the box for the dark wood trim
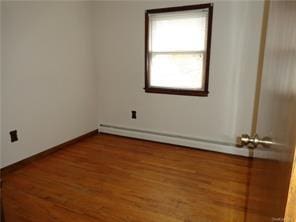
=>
[204,4,213,94]
[145,12,150,91]
[144,3,213,97]
[1,129,98,177]
[146,3,213,14]
[145,87,209,97]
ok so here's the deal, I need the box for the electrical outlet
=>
[131,110,137,119]
[10,130,18,143]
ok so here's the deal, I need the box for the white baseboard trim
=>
[99,124,251,157]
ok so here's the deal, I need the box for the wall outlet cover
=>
[10,130,18,142]
[132,111,137,119]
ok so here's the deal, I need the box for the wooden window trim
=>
[144,3,213,97]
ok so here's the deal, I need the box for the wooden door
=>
[244,0,296,221]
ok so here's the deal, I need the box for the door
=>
[240,1,296,221]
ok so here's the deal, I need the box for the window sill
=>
[144,87,209,97]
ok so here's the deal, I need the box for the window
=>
[145,4,213,96]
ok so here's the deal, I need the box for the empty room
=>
[1,0,296,221]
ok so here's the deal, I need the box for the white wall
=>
[1,2,98,167]
[94,1,263,145]
[1,1,265,167]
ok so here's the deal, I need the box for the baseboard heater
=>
[99,124,250,157]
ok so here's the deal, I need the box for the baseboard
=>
[99,124,250,157]
[1,129,98,177]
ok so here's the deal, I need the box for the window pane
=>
[150,53,204,90]
[150,10,208,52]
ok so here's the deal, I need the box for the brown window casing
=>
[144,3,213,97]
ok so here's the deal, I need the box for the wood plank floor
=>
[2,134,252,222]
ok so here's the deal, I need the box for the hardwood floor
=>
[2,134,252,222]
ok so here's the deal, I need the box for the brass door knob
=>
[237,134,273,149]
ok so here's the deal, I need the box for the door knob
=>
[237,134,273,149]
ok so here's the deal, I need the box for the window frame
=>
[144,3,213,97]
